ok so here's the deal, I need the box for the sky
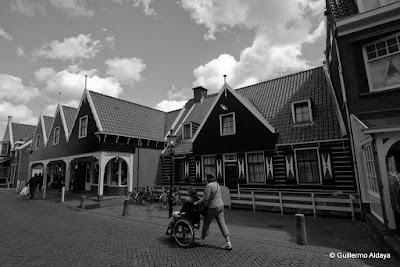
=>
[0,0,327,138]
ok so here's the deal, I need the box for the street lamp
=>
[166,129,177,218]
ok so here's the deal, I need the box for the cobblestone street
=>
[0,190,398,267]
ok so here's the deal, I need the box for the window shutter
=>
[238,153,246,184]
[195,157,201,182]
[264,151,274,183]
[285,152,296,183]
[184,160,189,181]
[216,154,223,183]
[320,151,333,184]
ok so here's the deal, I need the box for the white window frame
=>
[245,151,266,184]
[35,134,41,149]
[0,142,9,156]
[182,123,192,139]
[202,155,217,180]
[219,112,236,136]
[79,116,88,138]
[53,126,60,145]
[363,144,380,197]
[363,32,400,92]
[294,148,322,185]
[356,0,399,12]
[291,100,313,124]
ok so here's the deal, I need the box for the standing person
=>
[194,173,232,250]
[37,173,43,192]
[26,174,40,200]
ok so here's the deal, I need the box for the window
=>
[0,167,8,177]
[35,134,41,149]
[295,149,321,184]
[203,156,216,178]
[247,153,265,183]
[79,116,88,138]
[0,142,9,156]
[53,127,60,145]
[357,0,399,12]
[291,100,312,124]
[363,33,400,92]
[182,123,191,139]
[220,113,236,136]
[175,159,185,182]
[363,144,379,195]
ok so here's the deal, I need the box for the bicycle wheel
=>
[174,219,194,247]
[141,192,153,205]
[128,192,135,204]
[136,192,145,205]
[159,194,168,209]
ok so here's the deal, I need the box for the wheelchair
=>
[166,207,202,247]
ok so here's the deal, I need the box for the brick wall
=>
[133,147,163,189]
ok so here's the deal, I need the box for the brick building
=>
[325,0,400,231]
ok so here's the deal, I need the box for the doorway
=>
[224,154,238,189]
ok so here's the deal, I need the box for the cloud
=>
[180,0,326,92]
[35,65,123,103]
[0,74,39,104]
[49,0,95,17]
[105,36,116,49]
[10,0,46,16]
[16,46,24,56]
[32,34,102,62]
[0,28,13,42]
[113,0,157,16]
[105,57,146,85]
[155,85,189,112]
[0,102,37,135]
[155,100,187,112]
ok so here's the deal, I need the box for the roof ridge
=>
[62,105,78,110]
[11,122,36,127]
[89,90,167,114]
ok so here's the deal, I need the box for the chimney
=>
[192,86,208,104]
[7,116,12,124]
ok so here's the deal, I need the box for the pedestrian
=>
[37,173,43,192]
[26,174,40,200]
[166,187,200,235]
[193,173,232,250]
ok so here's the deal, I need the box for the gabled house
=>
[29,89,179,200]
[0,116,36,187]
[325,0,400,231]
[162,67,355,194]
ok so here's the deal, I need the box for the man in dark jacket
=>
[26,174,40,200]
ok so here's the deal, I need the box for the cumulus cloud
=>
[113,0,157,16]
[0,102,37,136]
[105,57,146,85]
[35,65,123,103]
[0,74,39,104]
[155,85,189,112]
[49,0,95,17]
[105,36,116,49]
[179,0,326,92]
[0,28,13,42]
[10,0,46,16]
[32,34,102,62]
[16,46,24,56]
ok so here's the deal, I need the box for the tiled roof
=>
[11,123,36,142]
[165,109,183,136]
[89,91,167,141]
[355,109,400,129]
[43,116,54,139]
[184,97,215,124]
[327,0,359,21]
[62,106,78,134]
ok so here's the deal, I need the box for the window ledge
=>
[293,121,314,127]
[360,87,400,96]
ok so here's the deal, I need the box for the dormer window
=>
[35,134,41,149]
[0,142,9,156]
[79,116,88,138]
[220,112,236,136]
[182,123,192,139]
[363,33,400,92]
[53,126,60,145]
[292,100,313,124]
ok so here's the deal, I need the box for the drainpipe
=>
[136,146,140,190]
[334,41,366,221]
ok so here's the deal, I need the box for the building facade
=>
[325,0,400,230]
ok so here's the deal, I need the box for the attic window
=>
[79,116,88,138]
[35,134,41,149]
[291,100,313,124]
[220,112,236,136]
[0,142,9,156]
[53,126,60,145]
[182,123,192,139]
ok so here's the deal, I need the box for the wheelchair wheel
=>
[173,219,194,247]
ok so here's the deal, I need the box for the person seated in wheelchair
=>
[166,187,200,235]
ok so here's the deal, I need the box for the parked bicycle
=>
[159,186,181,209]
[128,186,154,205]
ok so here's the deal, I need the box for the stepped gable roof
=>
[355,109,400,129]
[237,66,341,144]
[326,0,359,21]
[11,123,36,142]
[89,91,166,141]
[165,109,184,136]
[43,116,54,138]
[62,105,78,133]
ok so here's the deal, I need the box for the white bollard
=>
[15,180,20,193]
[61,187,65,203]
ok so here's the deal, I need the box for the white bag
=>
[19,186,30,197]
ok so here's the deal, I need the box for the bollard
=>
[80,196,86,209]
[122,199,130,216]
[7,182,10,190]
[61,187,65,203]
[296,213,307,245]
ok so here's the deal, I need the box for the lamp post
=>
[166,129,177,218]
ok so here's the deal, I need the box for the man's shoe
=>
[221,245,232,250]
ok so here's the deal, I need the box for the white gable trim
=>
[192,83,275,142]
[16,140,32,150]
[163,108,187,140]
[60,105,70,141]
[172,104,195,137]
[41,115,48,145]
[8,120,14,149]
[86,90,103,132]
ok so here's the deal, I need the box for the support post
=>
[279,192,283,214]
[296,214,307,245]
[61,187,65,203]
[123,199,129,216]
[311,193,316,218]
[80,196,86,209]
[251,191,255,212]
